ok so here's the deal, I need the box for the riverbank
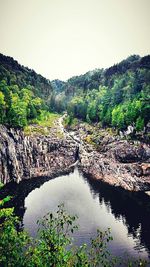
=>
[0,121,78,184]
[65,120,150,191]
[0,116,150,191]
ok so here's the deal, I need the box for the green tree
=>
[136,117,144,132]
[112,105,125,130]
[8,93,27,128]
[0,91,6,123]
[68,96,87,120]
[87,100,97,121]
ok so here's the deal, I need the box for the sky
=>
[0,0,150,81]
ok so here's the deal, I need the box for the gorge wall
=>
[0,121,150,192]
[66,123,150,192]
[0,125,78,184]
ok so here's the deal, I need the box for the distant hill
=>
[52,55,150,94]
[0,53,149,131]
[0,53,53,100]
[51,54,150,131]
[0,53,53,127]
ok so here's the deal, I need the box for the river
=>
[22,167,150,261]
[1,116,150,263]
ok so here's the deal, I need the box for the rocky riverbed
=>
[0,117,150,191]
[66,121,150,191]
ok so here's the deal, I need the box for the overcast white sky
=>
[0,0,149,81]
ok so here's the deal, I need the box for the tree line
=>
[0,53,149,130]
[0,54,53,128]
[52,55,150,132]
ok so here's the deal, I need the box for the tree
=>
[112,105,125,130]
[136,117,144,132]
[0,91,6,123]
[87,100,97,121]
[67,96,87,120]
[8,93,27,128]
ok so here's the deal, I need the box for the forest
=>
[0,53,53,127]
[52,55,150,132]
[0,53,150,132]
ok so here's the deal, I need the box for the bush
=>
[136,116,144,132]
[0,200,148,267]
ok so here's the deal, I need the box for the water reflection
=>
[1,168,150,260]
[86,176,150,256]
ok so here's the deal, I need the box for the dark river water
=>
[20,168,150,261]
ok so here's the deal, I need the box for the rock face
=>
[114,142,150,163]
[0,119,150,192]
[0,125,78,184]
[79,138,150,191]
[66,122,150,192]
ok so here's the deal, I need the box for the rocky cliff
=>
[0,125,78,184]
[1,119,150,192]
[67,122,150,191]
[79,141,150,191]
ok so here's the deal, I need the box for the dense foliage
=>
[52,55,150,131]
[0,53,149,130]
[0,54,53,128]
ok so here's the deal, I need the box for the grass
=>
[24,111,60,136]
[63,115,79,128]
[84,134,95,145]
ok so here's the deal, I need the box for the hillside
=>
[0,53,150,132]
[0,53,53,99]
[0,53,53,127]
[52,55,150,132]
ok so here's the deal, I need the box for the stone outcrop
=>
[79,140,150,191]
[0,118,150,192]
[0,125,78,184]
[114,142,150,163]
[67,122,150,191]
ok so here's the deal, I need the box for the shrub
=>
[0,199,148,267]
